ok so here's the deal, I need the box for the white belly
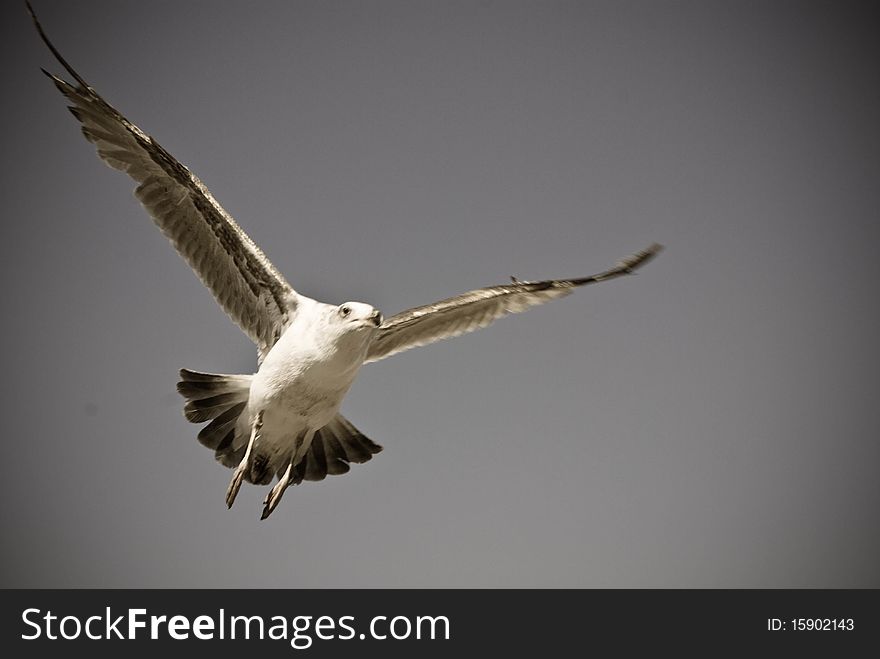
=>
[242,323,368,469]
[244,367,349,465]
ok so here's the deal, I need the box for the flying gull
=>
[29,3,663,519]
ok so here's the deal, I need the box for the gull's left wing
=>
[29,3,298,358]
[365,243,663,364]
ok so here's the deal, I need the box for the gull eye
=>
[340,305,351,318]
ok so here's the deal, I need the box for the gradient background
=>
[2,0,878,588]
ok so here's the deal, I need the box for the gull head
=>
[335,301,383,331]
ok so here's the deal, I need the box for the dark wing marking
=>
[29,3,297,355]
[365,243,663,364]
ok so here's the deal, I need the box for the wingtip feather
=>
[617,242,665,272]
[28,0,92,90]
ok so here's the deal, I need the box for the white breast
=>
[246,298,369,449]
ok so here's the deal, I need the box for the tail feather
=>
[178,369,251,399]
[197,401,246,450]
[177,368,251,451]
[184,391,247,423]
[286,414,383,485]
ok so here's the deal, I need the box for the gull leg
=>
[225,410,263,509]
[261,459,294,520]
[260,429,313,520]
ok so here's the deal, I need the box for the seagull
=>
[29,3,663,519]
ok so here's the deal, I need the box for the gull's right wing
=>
[29,3,298,356]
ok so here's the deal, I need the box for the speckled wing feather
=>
[365,243,663,364]
[30,4,297,356]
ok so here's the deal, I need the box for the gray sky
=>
[2,0,878,587]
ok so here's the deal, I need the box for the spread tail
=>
[176,370,383,496]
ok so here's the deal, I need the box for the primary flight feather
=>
[29,2,662,519]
